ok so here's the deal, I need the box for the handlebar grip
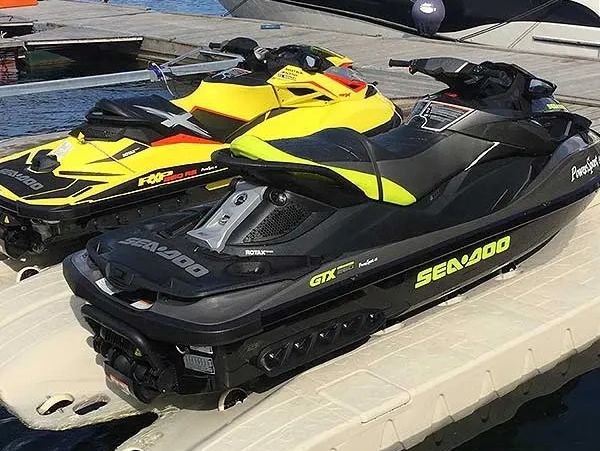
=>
[475,65,513,88]
[389,59,412,68]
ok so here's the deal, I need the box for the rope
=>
[149,62,176,97]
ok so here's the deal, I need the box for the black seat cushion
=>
[269,125,493,201]
[86,95,215,140]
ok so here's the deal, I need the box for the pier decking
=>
[17,26,142,52]
[1,1,600,451]
[0,36,23,51]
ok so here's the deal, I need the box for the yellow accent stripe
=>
[206,178,233,191]
[231,135,416,206]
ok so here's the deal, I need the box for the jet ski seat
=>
[228,126,496,206]
[84,95,215,141]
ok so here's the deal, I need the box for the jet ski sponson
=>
[65,57,600,404]
[0,37,401,259]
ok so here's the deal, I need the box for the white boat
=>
[219,0,600,58]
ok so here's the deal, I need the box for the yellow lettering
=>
[309,268,337,288]
[446,258,464,275]
[414,236,512,289]
[415,268,433,289]
[432,262,447,281]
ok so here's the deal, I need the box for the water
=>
[0,411,156,451]
[98,0,225,14]
[2,0,600,450]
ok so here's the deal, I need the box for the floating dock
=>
[18,26,143,54]
[1,1,600,450]
[1,197,600,450]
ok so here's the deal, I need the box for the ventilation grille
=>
[99,325,135,355]
[244,202,310,243]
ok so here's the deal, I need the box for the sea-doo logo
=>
[0,169,43,191]
[415,236,511,289]
[138,169,199,187]
[118,237,209,278]
[571,155,599,183]
[310,261,355,288]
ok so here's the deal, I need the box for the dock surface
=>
[1,1,600,450]
[0,37,23,51]
[1,197,600,450]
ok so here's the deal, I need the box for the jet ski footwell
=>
[1,196,600,449]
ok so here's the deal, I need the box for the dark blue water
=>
[98,0,225,14]
[0,83,174,138]
[2,0,600,450]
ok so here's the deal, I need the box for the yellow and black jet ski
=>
[0,38,401,258]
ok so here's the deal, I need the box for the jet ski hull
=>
[0,43,399,260]
[65,185,597,402]
[63,57,600,403]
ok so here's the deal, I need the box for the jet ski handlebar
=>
[388,59,412,68]
[389,57,516,93]
[389,57,509,80]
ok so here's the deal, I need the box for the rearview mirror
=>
[302,54,321,72]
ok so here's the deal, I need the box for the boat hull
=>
[218,0,600,59]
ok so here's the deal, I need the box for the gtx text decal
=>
[415,236,511,289]
[310,261,355,288]
[118,237,209,278]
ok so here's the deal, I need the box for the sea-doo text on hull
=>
[0,38,399,259]
[65,57,600,404]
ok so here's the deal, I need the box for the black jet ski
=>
[64,57,600,404]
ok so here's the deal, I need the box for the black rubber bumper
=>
[63,251,265,347]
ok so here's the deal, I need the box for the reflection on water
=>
[0,408,156,451]
[412,343,600,451]
[0,51,18,85]
[93,0,225,14]
[0,77,202,139]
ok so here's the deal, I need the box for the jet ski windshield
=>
[211,37,353,75]
[390,57,558,112]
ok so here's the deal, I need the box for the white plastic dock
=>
[1,1,600,449]
[0,196,599,450]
